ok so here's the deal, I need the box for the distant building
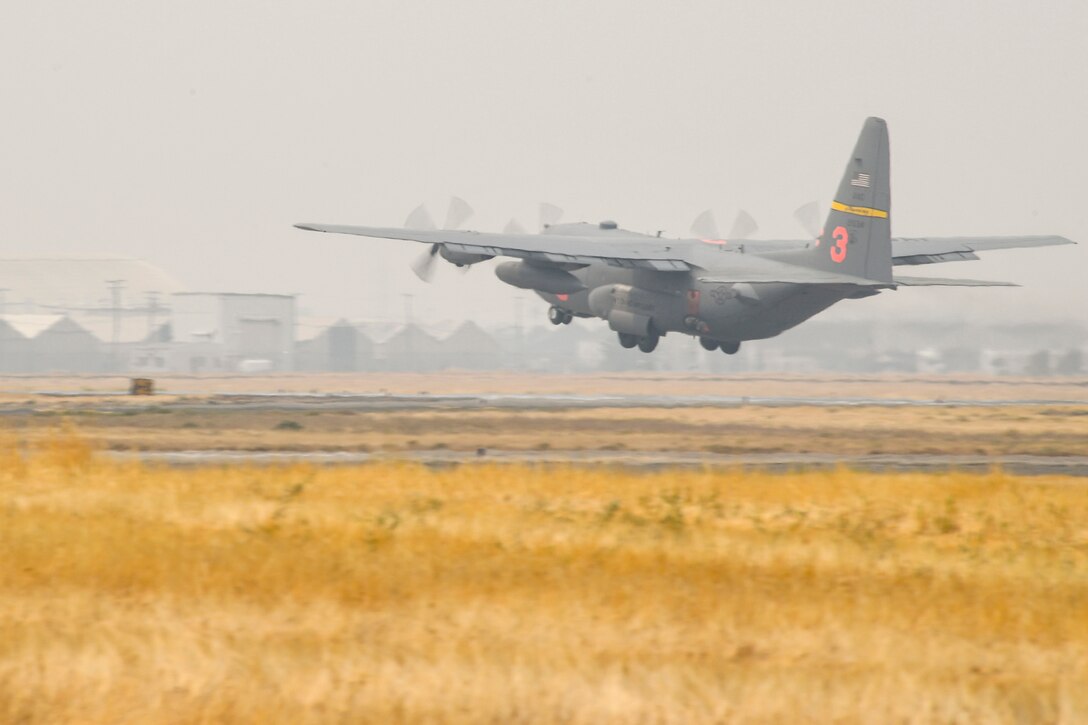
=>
[0,258,184,315]
[442,321,503,370]
[0,257,185,372]
[171,293,296,372]
[0,317,33,372]
[375,324,443,372]
[296,320,375,372]
[0,314,106,372]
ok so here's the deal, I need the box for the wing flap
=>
[894,276,1019,287]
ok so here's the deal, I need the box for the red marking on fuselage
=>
[686,289,701,316]
[830,226,849,263]
[556,293,569,302]
[699,238,729,246]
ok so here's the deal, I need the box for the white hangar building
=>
[171,292,296,373]
[0,258,296,373]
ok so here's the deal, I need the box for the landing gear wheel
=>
[617,332,638,349]
[720,341,740,355]
[638,334,660,353]
[561,311,573,325]
[699,336,719,351]
[548,306,565,325]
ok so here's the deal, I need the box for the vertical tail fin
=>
[808,117,893,283]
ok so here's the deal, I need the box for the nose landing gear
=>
[548,306,573,325]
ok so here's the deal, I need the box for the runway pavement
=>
[17,390,1088,413]
[107,449,1088,476]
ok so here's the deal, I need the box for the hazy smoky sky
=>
[1,1,1085,332]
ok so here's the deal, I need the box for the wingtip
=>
[294,223,324,232]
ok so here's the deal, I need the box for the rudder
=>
[809,117,893,283]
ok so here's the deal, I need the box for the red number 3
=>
[830,226,848,263]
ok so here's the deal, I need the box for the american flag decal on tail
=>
[850,172,871,188]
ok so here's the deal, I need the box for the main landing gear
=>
[617,332,659,353]
[548,306,573,325]
[699,336,741,355]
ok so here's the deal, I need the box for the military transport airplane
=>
[296,117,1073,354]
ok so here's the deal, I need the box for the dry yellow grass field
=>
[2,434,1087,723]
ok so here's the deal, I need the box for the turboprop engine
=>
[587,283,670,337]
[439,246,493,267]
[494,261,585,295]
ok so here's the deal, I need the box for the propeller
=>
[690,209,720,239]
[539,202,563,230]
[727,210,758,240]
[410,243,441,282]
[690,209,757,241]
[407,197,475,283]
[405,204,436,230]
[443,196,474,230]
[793,201,822,238]
[503,218,527,234]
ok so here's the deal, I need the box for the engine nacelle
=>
[494,261,585,294]
[587,284,661,336]
[440,246,493,267]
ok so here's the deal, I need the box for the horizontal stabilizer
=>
[892,235,1074,265]
[894,276,1019,287]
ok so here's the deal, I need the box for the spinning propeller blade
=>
[405,197,474,282]
[503,218,527,234]
[443,196,474,230]
[690,209,720,239]
[405,204,436,230]
[793,201,822,238]
[410,243,441,283]
[727,209,758,240]
[539,202,563,229]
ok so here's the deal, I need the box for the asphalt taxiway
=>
[107,449,1088,476]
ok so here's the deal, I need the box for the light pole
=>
[106,280,125,372]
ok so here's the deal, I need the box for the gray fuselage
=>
[524,223,853,343]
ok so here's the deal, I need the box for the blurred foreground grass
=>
[1,433,1087,723]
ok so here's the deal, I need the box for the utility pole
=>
[514,295,524,370]
[146,291,160,338]
[402,293,414,371]
[107,279,125,372]
[0,289,7,370]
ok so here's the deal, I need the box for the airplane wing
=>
[296,223,1073,277]
[891,235,1074,265]
[295,223,692,271]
